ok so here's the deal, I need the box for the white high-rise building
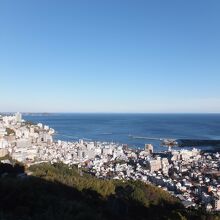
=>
[0,126,6,138]
[15,112,22,122]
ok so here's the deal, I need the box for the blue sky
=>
[0,0,220,113]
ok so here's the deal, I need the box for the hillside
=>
[0,162,219,220]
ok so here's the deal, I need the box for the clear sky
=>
[0,0,220,113]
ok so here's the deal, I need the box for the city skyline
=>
[1,0,220,113]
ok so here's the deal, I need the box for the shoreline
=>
[1,113,220,211]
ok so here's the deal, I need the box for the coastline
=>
[23,113,220,152]
[1,113,220,212]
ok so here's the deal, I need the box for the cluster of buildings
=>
[0,113,54,162]
[0,113,128,166]
[88,144,220,212]
[0,113,220,212]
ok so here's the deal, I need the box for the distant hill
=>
[22,112,52,116]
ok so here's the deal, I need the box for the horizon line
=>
[1,112,220,114]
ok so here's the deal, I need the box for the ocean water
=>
[24,114,220,152]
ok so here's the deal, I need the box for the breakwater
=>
[177,139,220,147]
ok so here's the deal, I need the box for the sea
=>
[23,113,220,152]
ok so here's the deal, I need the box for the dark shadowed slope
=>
[0,162,219,220]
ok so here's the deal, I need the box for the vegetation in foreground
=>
[0,162,219,220]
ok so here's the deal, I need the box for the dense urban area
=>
[0,113,220,219]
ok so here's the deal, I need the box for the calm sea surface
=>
[24,114,220,152]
